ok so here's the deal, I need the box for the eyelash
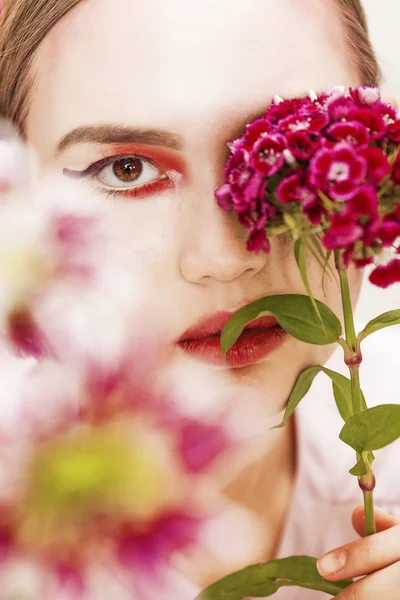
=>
[63,154,173,201]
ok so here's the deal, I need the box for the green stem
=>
[363,490,377,536]
[349,365,364,419]
[338,268,357,351]
[335,251,376,536]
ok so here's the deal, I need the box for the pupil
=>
[113,157,143,182]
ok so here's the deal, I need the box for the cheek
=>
[304,252,364,319]
[270,236,364,319]
[91,191,179,262]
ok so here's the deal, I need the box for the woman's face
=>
[26,0,364,418]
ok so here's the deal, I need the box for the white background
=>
[354,0,400,322]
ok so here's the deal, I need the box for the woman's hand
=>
[317,506,400,599]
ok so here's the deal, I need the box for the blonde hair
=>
[0,0,381,135]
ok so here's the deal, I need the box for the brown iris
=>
[112,157,143,182]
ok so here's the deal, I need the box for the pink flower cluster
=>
[215,86,400,287]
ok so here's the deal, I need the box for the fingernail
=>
[317,550,346,576]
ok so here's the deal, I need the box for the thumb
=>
[352,504,400,537]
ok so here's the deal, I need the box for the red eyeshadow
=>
[102,143,187,178]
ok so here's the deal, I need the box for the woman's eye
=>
[63,155,170,199]
[97,156,164,189]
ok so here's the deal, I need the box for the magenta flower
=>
[277,173,303,204]
[326,121,369,147]
[242,118,272,146]
[302,197,327,225]
[243,171,269,211]
[323,212,364,250]
[277,172,318,208]
[350,86,381,106]
[278,109,328,134]
[323,186,379,255]
[263,97,309,125]
[247,228,271,253]
[387,119,400,142]
[215,182,234,210]
[286,131,320,160]
[215,86,400,286]
[250,134,287,176]
[349,107,387,141]
[224,145,250,178]
[379,219,400,246]
[374,102,397,125]
[378,206,400,246]
[392,151,400,185]
[347,185,379,221]
[309,143,367,200]
[369,258,400,288]
[360,147,391,185]
[328,96,356,121]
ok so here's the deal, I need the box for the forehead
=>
[27,0,355,154]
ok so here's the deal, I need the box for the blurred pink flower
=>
[0,351,236,599]
[0,175,143,365]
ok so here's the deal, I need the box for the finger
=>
[317,524,400,580]
[335,560,400,600]
[352,505,400,537]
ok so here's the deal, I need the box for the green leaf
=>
[284,213,298,231]
[310,236,335,279]
[322,249,334,295]
[195,556,352,600]
[349,451,375,476]
[329,368,367,418]
[304,239,326,272]
[272,366,356,430]
[317,190,335,211]
[328,369,355,423]
[294,238,323,327]
[349,456,368,476]
[220,295,342,357]
[272,366,322,429]
[340,404,400,453]
[358,310,400,343]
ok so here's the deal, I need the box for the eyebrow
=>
[55,124,184,156]
[54,102,276,158]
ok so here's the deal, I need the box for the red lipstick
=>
[177,311,287,368]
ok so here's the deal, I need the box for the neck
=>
[175,415,298,590]
[222,414,297,560]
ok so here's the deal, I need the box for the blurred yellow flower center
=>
[44,449,113,500]
[0,247,51,299]
[19,422,171,549]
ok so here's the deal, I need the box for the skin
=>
[24,0,400,594]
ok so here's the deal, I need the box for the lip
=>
[177,311,288,368]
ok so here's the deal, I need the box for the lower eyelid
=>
[99,177,175,200]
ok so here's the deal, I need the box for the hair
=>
[0,0,381,136]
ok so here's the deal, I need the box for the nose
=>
[178,180,267,285]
